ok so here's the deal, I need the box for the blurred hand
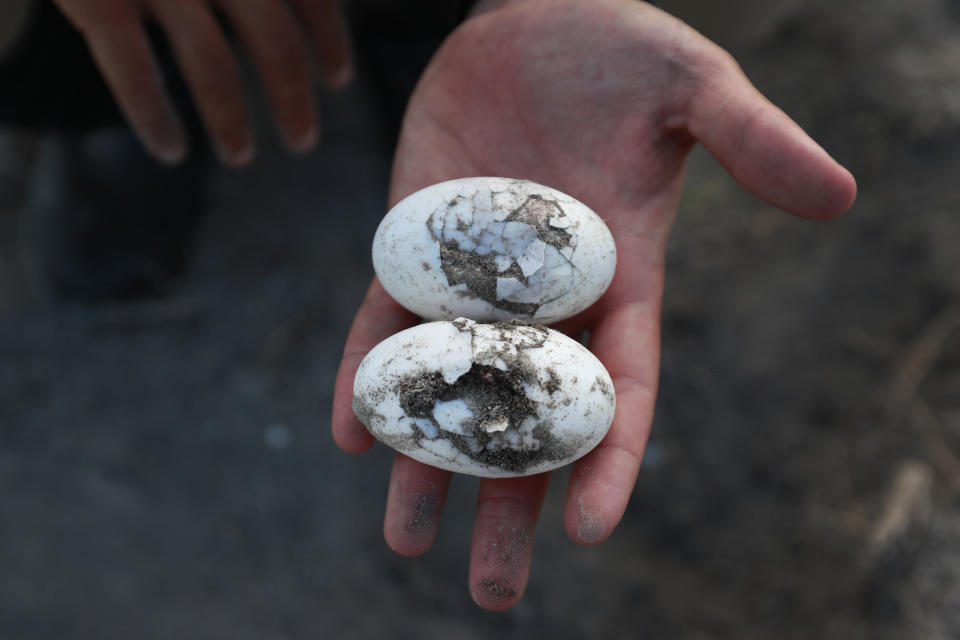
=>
[54,0,353,165]
[333,0,856,610]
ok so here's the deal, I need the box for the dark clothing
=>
[0,1,466,136]
[0,3,119,130]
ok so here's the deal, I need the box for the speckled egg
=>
[373,177,617,324]
[352,318,616,478]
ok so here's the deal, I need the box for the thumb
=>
[687,55,856,219]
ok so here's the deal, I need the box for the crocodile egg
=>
[373,177,617,324]
[352,318,616,478]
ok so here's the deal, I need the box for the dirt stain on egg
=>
[427,191,577,318]
[395,361,570,474]
[398,320,577,474]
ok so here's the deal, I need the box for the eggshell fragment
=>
[352,318,616,478]
[373,177,616,324]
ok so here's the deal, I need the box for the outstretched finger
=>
[562,232,665,545]
[469,473,550,611]
[563,298,661,545]
[220,0,318,153]
[384,454,452,556]
[288,0,353,88]
[80,19,186,163]
[687,51,856,219]
[332,278,420,453]
[150,2,253,166]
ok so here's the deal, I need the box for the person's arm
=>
[53,0,352,165]
[333,0,855,611]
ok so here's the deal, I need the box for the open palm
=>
[333,0,856,610]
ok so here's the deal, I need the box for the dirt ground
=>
[2,1,960,638]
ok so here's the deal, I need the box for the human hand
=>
[332,0,856,610]
[53,0,352,165]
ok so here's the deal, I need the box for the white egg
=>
[352,318,616,478]
[373,177,616,324]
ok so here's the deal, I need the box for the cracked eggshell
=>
[352,318,616,478]
[373,177,616,324]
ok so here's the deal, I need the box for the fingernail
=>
[146,113,187,165]
[142,127,186,165]
[220,143,255,168]
[287,125,318,154]
[327,63,353,90]
[155,142,187,165]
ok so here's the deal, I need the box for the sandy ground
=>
[2,0,960,638]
